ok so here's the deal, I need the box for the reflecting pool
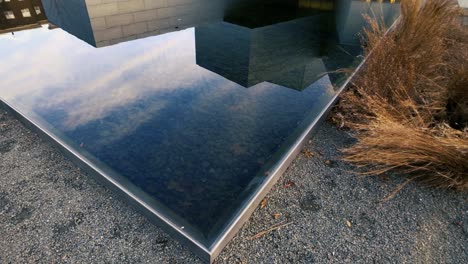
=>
[0,0,400,261]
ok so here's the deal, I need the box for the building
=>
[0,0,47,33]
[195,0,400,90]
[459,0,468,26]
[195,16,329,91]
[41,0,228,47]
[335,0,400,45]
[40,0,336,48]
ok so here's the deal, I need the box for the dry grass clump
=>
[346,121,468,189]
[334,0,468,190]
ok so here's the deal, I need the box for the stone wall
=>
[462,7,468,26]
[84,0,226,47]
[41,0,96,45]
[457,1,467,25]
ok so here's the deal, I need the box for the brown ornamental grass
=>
[334,0,468,190]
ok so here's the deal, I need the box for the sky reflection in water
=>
[0,0,400,247]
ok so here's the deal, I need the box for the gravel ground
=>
[0,110,467,263]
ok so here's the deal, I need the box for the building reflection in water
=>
[1,0,399,91]
[42,0,229,47]
[33,0,398,47]
[0,0,47,33]
[195,16,329,91]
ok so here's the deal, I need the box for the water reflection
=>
[336,0,400,45]
[0,23,335,243]
[0,0,400,247]
[195,16,330,90]
[0,0,47,33]
[36,0,397,90]
[28,0,400,48]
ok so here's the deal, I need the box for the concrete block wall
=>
[458,0,468,26]
[84,0,226,47]
[462,7,468,26]
[195,16,327,91]
[335,0,400,45]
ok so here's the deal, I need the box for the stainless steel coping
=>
[208,16,402,262]
[0,56,360,263]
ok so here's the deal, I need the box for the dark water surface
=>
[0,0,400,248]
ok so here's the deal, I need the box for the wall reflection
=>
[0,0,47,33]
[32,0,398,47]
[195,16,329,90]
[1,0,399,91]
[335,0,400,45]
[42,0,229,47]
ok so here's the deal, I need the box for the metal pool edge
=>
[207,16,402,263]
[207,46,368,264]
[0,99,212,263]
[0,46,374,264]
